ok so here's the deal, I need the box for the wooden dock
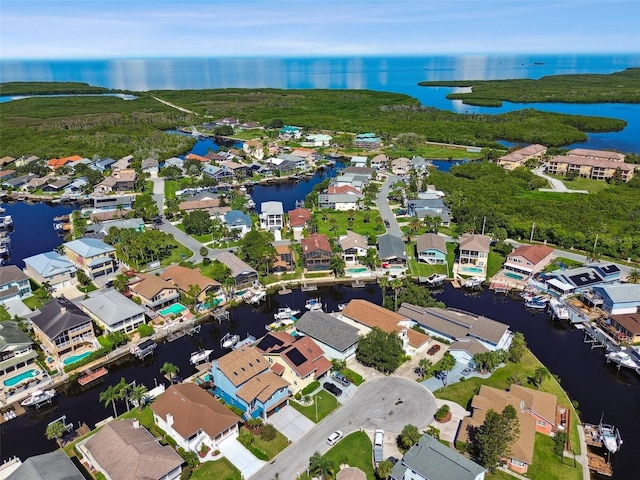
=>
[300,283,318,292]
[587,451,613,477]
[78,367,108,386]
[278,288,292,295]
[451,279,461,289]
[0,401,26,424]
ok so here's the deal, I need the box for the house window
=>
[510,459,526,468]
[536,420,547,427]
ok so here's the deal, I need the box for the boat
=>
[305,298,323,311]
[606,350,640,370]
[0,216,13,229]
[189,349,214,365]
[0,207,5,214]
[423,273,446,286]
[598,421,623,454]
[221,332,240,349]
[0,245,8,256]
[462,277,483,288]
[78,367,108,386]
[20,389,56,407]
[525,299,547,309]
[233,334,256,350]
[266,318,295,331]
[338,303,347,311]
[274,307,300,321]
[548,298,569,320]
[129,339,157,359]
[248,291,266,304]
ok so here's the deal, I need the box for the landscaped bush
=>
[341,368,364,386]
[137,323,155,337]
[301,381,320,396]
[63,347,109,373]
[434,404,450,421]
[294,391,302,401]
[260,424,277,441]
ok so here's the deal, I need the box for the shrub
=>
[301,381,319,396]
[434,404,450,421]
[137,323,155,337]
[294,391,302,401]
[180,467,192,480]
[177,448,198,468]
[260,424,277,441]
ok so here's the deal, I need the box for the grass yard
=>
[22,294,49,311]
[546,174,614,194]
[405,241,455,278]
[290,390,338,423]
[324,431,376,480]
[191,458,241,480]
[487,250,506,278]
[435,348,581,455]
[261,269,303,286]
[527,434,583,480]
[314,210,384,238]
[486,471,517,480]
[239,426,289,460]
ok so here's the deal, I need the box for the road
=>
[533,166,589,194]
[253,376,436,479]
[376,174,403,238]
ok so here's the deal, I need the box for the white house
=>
[79,288,146,335]
[260,201,284,231]
[339,231,369,264]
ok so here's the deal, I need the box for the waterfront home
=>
[301,234,332,271]
[0,321,37,380]
[458,384,561,474]
[447,338,490,365]
[2,173,35,189]
[567,148,625,162]
[23,251,78,289]
[220,160,249,177]
[141,157,159,175]
[327,184,362,195]
[504,244,554,277]
[186,153,210,163]
[152,383,241,454]
[279,125,302,140]
[63,238,117,280]
[5,451,85,480]
[42,178,70,193]
[64,177,88,195]
[410,155,431,172]
[202,164,234,181]
[126,273,180,312]
[31,297,96,359]
[273,245,295,273]
[178,198,229,217]
[545,155,635,182]
[407,198,451,225]
[591,284,640,315]
[354,133,381,150]
[223,210,252,238]
[339,230,369,265]
[288,207,311,240]
[390,434,485,480]
[23,176,49,191]
[0,266,33,305]
[370,154,389,170]
[303,133,332,147]
[89,157,116,172]
[256,332,332,394]
[84,217,145,239]
[260,201,284,231]
[290,147,317,163]
[606,313,640,343]
[457,234,490,274]
[163,157,185,172]
[377,234,408,265]
[93,169,137,193]
[213,251,258,289]
[497,144,547,170]
[79,289,146,335]
[295,311,360,361]
[397,304,512,354]
[318,192,362,211]
[242,140,264,160]
[350,156,368,168]
[211,346,290,419]
[546,263,621,296]
[391,157,411,176]
[91,195,134,212]
[159,264,222,305]
[78,419,183,480]
[14,155,40,168]
[341,299,430,355]
[415,233,447,264]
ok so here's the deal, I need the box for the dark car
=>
[384,219,390,227]
[427,344,441,355]
[323,382,343,397]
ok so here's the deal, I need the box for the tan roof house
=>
[127,273,180,311]
[567,148,625,162]
[497,144,547,170]
[458,234,491,270]
[160,264,221,304]
[391,157,411,175]
[339,230,369,264]
[545,155,635,182]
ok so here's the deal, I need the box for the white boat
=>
[462,277,483,288]
[274,307,300,321]
[599,422,623,454]
[248,291,266,304]
[221,332,240,349]
[338,303,347,311]
[525,299,547,309]
[548,298,569,320]
[424,273,447,285]
[0,245,8,256]
[305,298,323,311]
[190,349,214,365]
[0,215,13,228]
[606,350,639,370]
[20,389,56,407]
[0,207,5,214]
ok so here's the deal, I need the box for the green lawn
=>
[406,243,448,277]
[22,293,50,311]
[324,431,375,480]
[546,174,613,194]
[487,250,506,278]
[239,426,289,460]
[191,458,241,480]
[314,211,383,238]
[486,471,517,480]
[527,434,583,480]
[290,390,338,423]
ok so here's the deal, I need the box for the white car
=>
[327,430,343,446]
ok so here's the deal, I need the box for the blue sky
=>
[1,0,639,59]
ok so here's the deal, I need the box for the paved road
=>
[376,174,403,238]
[253,376,437,479]
[533,166,589,194]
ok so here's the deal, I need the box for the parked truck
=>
[373,429,384,463]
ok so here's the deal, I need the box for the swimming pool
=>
[504,271,526,280]
[3,368,39,387]
[159,303,186,316]
[63,351,92,366]
[460,265,484,274]
[347,267,368,273]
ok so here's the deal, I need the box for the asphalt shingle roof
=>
[295,311,360,352]
[80,289,145,327]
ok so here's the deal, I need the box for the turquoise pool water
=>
[3,368,38,387]
[461,266,484,274]
[504,271,525,280]
[63,351,92,366]
[347,267,367,273]
[159,303,186,316]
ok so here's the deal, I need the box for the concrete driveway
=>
[534,167,589,194]
[219,436,266,478]
[269,405,315,442]
[376,175,403,238]
[252,376,437,479]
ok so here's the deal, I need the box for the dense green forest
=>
[0,85,627,158]
[431,162,640,261]
[418,68,640,106]
[0,81,112,95]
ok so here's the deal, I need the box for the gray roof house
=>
[415,233,448,264]
[224,210,252,237]
[390,434,485,480]
[0,266,33,305]
[23,251,78,288]
[260,201,284,231]
[295,311,360,360]
[214,251,258,289]
[80,288,147,334]
[591,284,640,315]
[141,157,159,173]
[7,451,85,480]
[0,321,37,377]
[377,234,408,264]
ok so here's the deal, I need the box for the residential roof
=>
[141,157,159,169]
[0,265,29,285]
[377,234,407,261]
[128,273,176,299]
[295,311,360,352]
[567,148,625,161]
[216,346,268,387]
[391,157,410,167]
[549,155,635,171]
[302,234,332,254]
[236,371,289,404]
[31,297,92,340]
[185,153,210,162]
[370,154,388,164]
[214,252,257,278]
[327,185,362,195]
[448,338,489,357]
[459,234,491,253]
[152,383,240,440]
[80,289,145,327]
[340,166,375,176]
[63,238,115,258]
[339,230,368,252]
[281,336,333,379]
[47,155,83,168]
[0,321,32,350]
[83,419,183,480]
[178,198,220,211]
[0,156,15,166]
[416,233,447,254]
[498,144,547,163]
[507,244,554,265]
[7,451,85,480]
[261,201,284,215]
[610,313,640,335]
[593,284,640,304]
[336,466,367,480]
[288,207,311,227]
[160,265,220,293]
[321,193,361,204]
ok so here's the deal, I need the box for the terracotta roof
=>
[549,155,635,171]
[287,207,311,227]
[0,156,15,166]
[508,244,554,265]
[236,371,289,404]
[48,155,83,168]
[128,273,176,300]
[185,153,210,162]
[327,185,361,195]
[271,363,285,375]
[459,234,491,253]
[275,245,292,255]
[160,264,220,293]
[281,336,332,379]
[152,383,240,440]
[216,346,268,387]
[301,233,331,254]
[498,144,547,163]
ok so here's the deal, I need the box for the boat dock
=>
[233,334,256,350]
[130,339,157,359]
[300,283,318,292]
[583,324,618,351]
[587,451,613,477]
[78,367,108,386]
[351,279,366,288]
[278,287,292,295]
[582,422,615,477]
[0,402,26,424]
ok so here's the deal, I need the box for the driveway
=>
[376,175,403,238]
[268,405,315,442]
[252,376,437,479]
[533,167,589,194]
[218,436,266,478]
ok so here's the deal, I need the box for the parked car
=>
[327,430,343,445]
[427,344,441,355]
[323,382,343,397]
[461,366,474,376]
[332,372,351,387]
[384,219,390,227]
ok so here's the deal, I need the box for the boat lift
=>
[48,415,73,433]
[212,308,230,324]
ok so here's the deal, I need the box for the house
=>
[179,198,229,217]
[497,144,547,170]
[447,338,491,365]
[273,245,295,273]
[290,148,317,164]
[390,434,485,480]
[3,174,35,189]
[327,185,362,195]
[223,210,252,237]
[220,160,250,177]
[567,148,625,162]
[301,234,332,271]
[64,177,88,195]
[354,133,381,150]
[546,263,621,296]
[127,273,180,311]
[111,155,133,172]
[350,156,368,168]
[79,289,146,334]
[30,297,96,358]
[139,157,158,175]
[0,156,15,167]
[415,233,447,264]
[288,207,311,240]
[377,234,408,265]
[243,140,265,160]
[89,157,116,172]
[92,195,133,212]
[42,178,70,192]
[458,385,561,474]
[202,164,234,181]
[79,419,183,480]
[606,313,640,343]
[337,467,367,480]
[339,231,369,264]
[294,311,360,361]
[211,346,290,419]
[152,383,241,453]
[63,238,117,280]
[47,155,83,170]
[83,217,146,239]
[303,134,332,147]
[410,155,431,172]
[14,155,40,168]
[23,252,77,289]
[6,451,85,480]
[318,193,362,211]
[397,304,512,355]
[0,321,37,380]
[391,157,411,175]
[160,265,222,305]
[23,176,49,191]
[185,153,210,163]
[407,198,451,225]
[256,332,332,394]
[163,157,185,171]
[279,125,302,140]
[591,284,640,315]
[370,154,389,170]
[213,252,258,289]
[260,201,284,231]
[94,169,137,193]
[545,155,635,182]
[341,299,430,355]
[458,234,491,269]
[0,266,32,305]
[504,244,554,277]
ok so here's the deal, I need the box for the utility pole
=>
[530,222,535,243]
[481,216,486,236]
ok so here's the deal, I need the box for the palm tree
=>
[391,278,403,311]
[330,255,346,277]
[418,358,432,377]
[439,352,456,386]
[626,268,640,284]
[160,362,180,382]
[378,276,390,297]
[309,452,335,480]
[377,459,394,479]
[534,366,550,389]
[45,421,66,440]
[129,384,149,410]
[99,384,121,417]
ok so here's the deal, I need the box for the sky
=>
[1,0,639,60]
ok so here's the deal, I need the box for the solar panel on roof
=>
[255,335,284,352]
[568,271,602,287]
[285,348,307,367]
[599,264,620,274]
